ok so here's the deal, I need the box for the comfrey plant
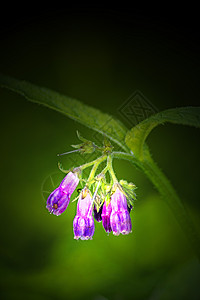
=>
[0,74,200,255]
[46,133,136,240]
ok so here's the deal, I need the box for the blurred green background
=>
[0,6,200,300]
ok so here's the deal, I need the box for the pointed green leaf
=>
[0,74,128,151]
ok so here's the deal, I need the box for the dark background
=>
[0,5,200,300]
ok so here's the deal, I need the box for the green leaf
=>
[125,106,200,159]
[0,74,128,151]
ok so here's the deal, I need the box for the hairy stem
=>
[74,155,107,172]
[112,150,200,258]
[112,151,142,169]
[137,149,200,259]
[107,155,118,183]
[86,155,107,185]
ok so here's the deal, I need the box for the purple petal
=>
[110,188,132,236]
[46,187,70,216]
[93,204,103,222]
[110,210,132,235]
[73,216,86,239]
[111,188,128,212]
[76,190,93,216]
[60,172,79,195]
[102,215,112,233]
[110,212,121,235]
[101,201,112,233]
[119,210,132,234]
[46,171,79,216]
[84,216,95,239]
[73,215,94,240]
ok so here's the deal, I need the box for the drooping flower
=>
[93,204,103,222]
[101,200,112,233]
[73,188,95,240]
[46,171,79,216]
[110,187,132,236]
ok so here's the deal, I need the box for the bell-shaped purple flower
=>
[101,201,112,233]
[110,188,132,236]
[93,204,103,222]
[46,171,79,216]
[73,188,95,240]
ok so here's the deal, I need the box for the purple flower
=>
[110,188,132,236]
[46,171,79,216]
[73,188,95,240]
[101,201,112,233]
[93,204,103,222]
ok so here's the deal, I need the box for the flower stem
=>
[88,180,101,216]
[144,156,200,259]
[73,155,107,173]
[107,155,118,183]
[100,165,109,176]
[113,148,200,259]
[129,147,200,260]
[112,151,142,169]
[86,155,107,185]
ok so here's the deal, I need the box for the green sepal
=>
[71,131,98,154]
[102,137,114,154]
[58,162,71,174]
[119,179,137,208]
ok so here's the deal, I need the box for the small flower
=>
[102,201,112,233]
[73,188,95,240]
[46,171,79,216]
[110,187,132,236]
[93,204,103,222]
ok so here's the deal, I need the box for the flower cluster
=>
[46,134,136,240]
[46,170,136,240]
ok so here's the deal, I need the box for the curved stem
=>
[129,148,200,259]
[114,147,200,258]
[107,155,118,184]
[88,180,101,216]
[112,151,142,169]
[99,165,109,176]
[86,155,107,185]
[73,155,107,173]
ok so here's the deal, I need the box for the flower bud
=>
[46,171,79,216]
